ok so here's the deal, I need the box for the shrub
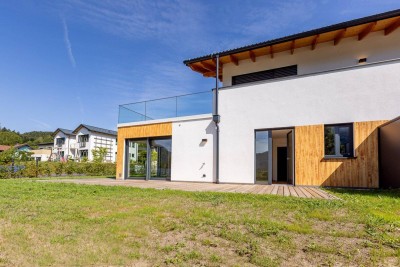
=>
[0,161,116,178]
[54,162,64,176]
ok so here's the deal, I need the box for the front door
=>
[277,147,287,182]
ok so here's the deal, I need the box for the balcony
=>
[118,90,213,124]
[79,142,87,148]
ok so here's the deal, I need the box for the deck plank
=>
[288,186,298,197]
[39,179,338,199]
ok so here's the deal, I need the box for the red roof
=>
[0,145,11,151]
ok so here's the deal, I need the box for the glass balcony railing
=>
[118,90,213,124]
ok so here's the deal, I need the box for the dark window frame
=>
[324,123,354,158]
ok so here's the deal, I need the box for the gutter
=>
[212,54,221,184]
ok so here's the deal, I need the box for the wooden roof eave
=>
[185,14,400,79]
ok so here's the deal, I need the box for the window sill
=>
[323,156,357,160]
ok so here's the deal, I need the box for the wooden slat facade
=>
[295,120,387,188]
[116,123,172,179]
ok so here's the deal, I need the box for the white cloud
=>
[62,17,76,68]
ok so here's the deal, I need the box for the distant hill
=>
[0,127,53,148]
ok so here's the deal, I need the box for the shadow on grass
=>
[325,187,400,198]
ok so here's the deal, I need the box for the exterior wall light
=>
[358,58,367,64]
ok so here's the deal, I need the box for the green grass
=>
[0,178,399,266]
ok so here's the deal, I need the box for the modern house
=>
[53,128,77,161]
[72,124,117,162]
[53,125,117,162]
[116,10,400,188]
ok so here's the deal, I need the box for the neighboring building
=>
[116,10,400,188]
[72,124,117,162]
[53,128,77,161]
[31,149,52,161]
[0,145,11,153]
[14,144,32,152]
[0,144,32,153]
[38,142,54,150]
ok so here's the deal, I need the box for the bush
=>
[0,161,116,178]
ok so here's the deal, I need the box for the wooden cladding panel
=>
[116,123,172,179]
[295,120,387,188]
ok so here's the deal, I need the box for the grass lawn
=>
[0,178,399,266]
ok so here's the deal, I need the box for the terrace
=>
[118,90,213,124]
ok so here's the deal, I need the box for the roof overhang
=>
[183,9,400,80]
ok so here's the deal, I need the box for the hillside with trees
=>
[0,127,53,148]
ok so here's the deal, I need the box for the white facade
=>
[54,131,76,161]
[31,149,52,161]
[117,19,400,185]
[218,60,400,183]
[171,116,215,182]
[222,31,400,86]
[75,127,117,162]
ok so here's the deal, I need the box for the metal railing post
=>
[144,101,147,121]
[175,96,178,117]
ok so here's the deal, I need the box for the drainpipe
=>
[213,54,220,184]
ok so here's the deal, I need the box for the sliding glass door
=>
[255,130,272,184]
[126,139,148,178]
[125,137,171,180]
[150,139,172,179]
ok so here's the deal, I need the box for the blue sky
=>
[0,1,398,133]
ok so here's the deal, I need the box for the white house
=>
[53,128,77,161]
[116,10,400,188]
[30,149,52,162]
[72,124,117,162]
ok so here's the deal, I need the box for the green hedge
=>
[0,161,116,179]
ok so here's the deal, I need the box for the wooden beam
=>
[384,17,400,36]
[249,50,256,62]
[269,46,274,59]
[189,64,208,74]
[203,71,217,77]
[311,34,319,50]
[358,22,376,41]
[290,40,295,55]
[334,29,346,45]
[200,61,217,72]
[229,55,239,66]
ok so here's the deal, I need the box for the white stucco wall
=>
[53,132,76,159]
[171,117,215,182]
[222,31,400,86]
[218,60,400,184]
[76,127,117,162]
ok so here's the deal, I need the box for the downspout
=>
[213,54,220,184]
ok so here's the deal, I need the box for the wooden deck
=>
[41,178,338,200]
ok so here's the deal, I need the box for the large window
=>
[232,65,297,85]
[126,139,147,178]
[255,131,270,183]
[56,138,65,146]
[324,124,354,157]
[126,137,172,180]
[78,134,89,143]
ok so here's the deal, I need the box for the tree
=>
[92,147,108,163]
[0,148,33,164]
[0,131,23,145]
